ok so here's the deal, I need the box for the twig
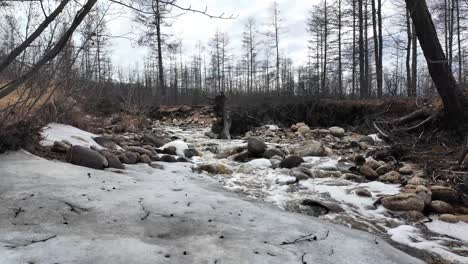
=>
[4,235,57,249]
[62,201,89,214]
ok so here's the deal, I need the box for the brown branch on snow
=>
[280,231,329,246]
[62,201,89,214]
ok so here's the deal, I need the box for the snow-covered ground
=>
[0,150,422,264]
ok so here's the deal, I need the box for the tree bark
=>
[405,0,468,129]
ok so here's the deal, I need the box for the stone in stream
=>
[143,133,167,147]
[365,157,383,170]
[399,211,426,223]
[160,155,177,163]
[430,200,455,214]
[376,163,394,175]
[358,165,378,180]
[381,193,425,212]
[280,155,304,169]
[195,163,233,175]
[233,151,251,162]
[341,173,367,183]
[177,157,191,163]
[298,143,326,157]
[378,171,401,183]
[162,146,177,156]
[263,148,285,159]
[439,214,460,223]
[354,155,366,166]
[184,148,200,158]
[328,126,345,138]
[247,138,267,156]
[125,146,153,157]
[66,146,108,170]
[355,188,372,197]
[94,137,119,150]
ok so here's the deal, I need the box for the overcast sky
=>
[108,0,315,71]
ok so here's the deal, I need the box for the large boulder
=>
[431,186,461,204]
[247,138,267,156]
[328,126,345,138]
[280,155,304,169]
[298,143,326,157]
[381,193,425,212]
[263,148,285,159]
[66,146,108,170]
[143,133,167,147]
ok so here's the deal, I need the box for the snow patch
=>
[40,123,102,149]
[161,140,189,156]
[426,219,468,243]
[246,158,272,168]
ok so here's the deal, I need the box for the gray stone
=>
[160,155,177,163]
[233,151,251,162]
[119,152,139,164]
[66,146,108,170]
[378,171,401,183]
[125,146,153,156]
[143,133,167,147]
[52,141,71,153]
[359,165,379,180]
[439,214,459,223]
[139,154,152,164]
[184,148,200,158]
[280,155,304,169]
[298,143,326,157]
[431,186,461,204]
[263,148,285,159]
[430,200,455,214]
[102,152,125,169]
[355,188,372,197]
[247,138,267,155]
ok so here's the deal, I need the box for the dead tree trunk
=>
[405,0,468,129]
[214,93,231,139]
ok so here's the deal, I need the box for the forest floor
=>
[1,99,467,263]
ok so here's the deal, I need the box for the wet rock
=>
[125,146,153,157]
[430,200,455,214]
[139,154,152,164]
[102,152,125,169]
[247,138,267,156]
[458,215,468,223]
[359,165,379,180]
[376,163,394,175]
[66,146,108,170]
[233,151,251,162]
[439,214,459,223]
[431,186,460,204]
[52,141,71,153]
[280,155,304,169]
[177,157,191,163]
[355,188,372,197]
[365,157,383,170]
[298,143,326,157]
[94,137,119,150]
[184,148,200,159]
[381,193,425,212]
[354,155,366,166]
[341,173,367,183]
[378,171,401,183]
[195,163,233,175]
[263,148,286,159]
[329,126,345,138]
[162,146,177,156]
[143,133,167,147]
[301,199,344,216]
[311,170,342,178]
[119,152,139,164]
[399,211,425,223]
[160,155,177,163]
